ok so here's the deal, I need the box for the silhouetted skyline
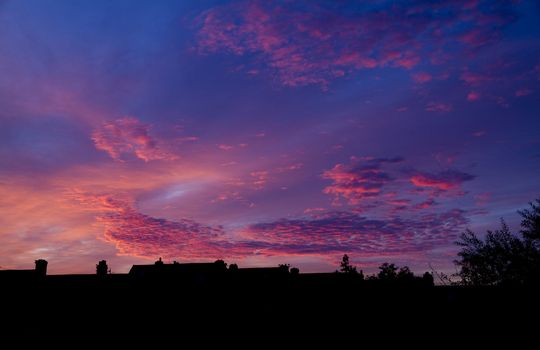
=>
[1,0,539,275]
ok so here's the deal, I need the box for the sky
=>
[0,0,539,275]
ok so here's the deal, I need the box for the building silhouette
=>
[0,259,48,281]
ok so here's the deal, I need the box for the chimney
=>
[96,260,108,276]
[35,259,48,277]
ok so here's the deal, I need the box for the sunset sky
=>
[1,0,539,275]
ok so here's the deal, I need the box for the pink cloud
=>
[411,72,433,83]
[92,117,177,162]
[72,191,471,261]
[393,53,421,70]
[414,199,436,210]
[250,170,269,189]
[467,91,480,101]
[322,157,403,205]
[410,170,475,191]
[425,102,452,113]
[211,190,244,204]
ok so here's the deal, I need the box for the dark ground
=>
[1,273,538,343]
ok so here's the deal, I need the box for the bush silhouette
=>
[455,198,540,286]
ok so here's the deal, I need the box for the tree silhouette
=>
[214,259,227,271]
[377,263,398,280]
[339,254,357,274]
[279,264,290,273]
[397,266,414,281]
[455,199,540,286]
[422,272,434,286]
[519,199,540,245]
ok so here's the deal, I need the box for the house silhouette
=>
[0,259,47,281]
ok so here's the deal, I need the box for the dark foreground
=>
[1,274,538,342]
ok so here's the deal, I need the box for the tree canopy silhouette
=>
[455,199,540,286]
[339,254,358,274]
[519,199,540,245]
[397,266,415,281]
[377,262,398,280]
